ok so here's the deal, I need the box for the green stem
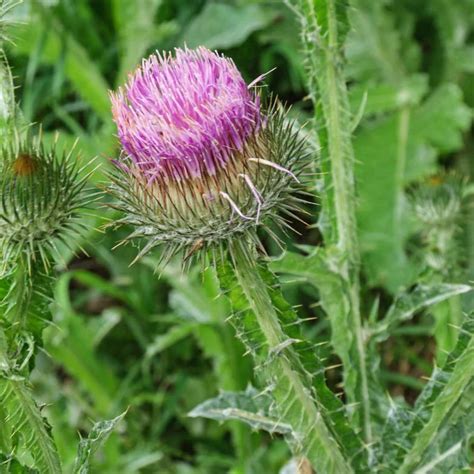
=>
[394,108,410,232]
[0,48,15,135]
[325,0,358,266]
[8,256,33,328]
[433,296,462,365]
[227,239,352,473]
[302,0,371,443]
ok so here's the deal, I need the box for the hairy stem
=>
[325,0,359,265]
[225,239,353,473]
[8,256,33,328]
[294,0,371,442]
[0,48,15,136]
[394,108,410,232]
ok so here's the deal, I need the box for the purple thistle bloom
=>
[109,47,309,265]
[111,47,261,182]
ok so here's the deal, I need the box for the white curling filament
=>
[248,158,300,183]
[220,191,253,221]
[239,173,262,223]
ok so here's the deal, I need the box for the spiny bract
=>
[109,47,310,266]
[0,136,91,274]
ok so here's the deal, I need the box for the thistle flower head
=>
[110,47,309,265]
[0,136,91,274]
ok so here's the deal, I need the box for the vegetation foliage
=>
[0,0,473,472]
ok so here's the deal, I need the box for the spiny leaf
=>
[366,285,472,448]
[0,374,61,473]
[373,283,472,341]
[412,381,474,473]
[377,314,474,472]
[398,327,474,472]
[72,411,127,474]
[189,385,292,435]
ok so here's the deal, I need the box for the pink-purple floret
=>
[111,47,262,182]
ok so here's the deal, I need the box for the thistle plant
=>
[109,47,362,472]
[0,137,91,276]
[0,5,98,469]
[411,175,470,362]
[0,135,94,472]
[108,30,474,470]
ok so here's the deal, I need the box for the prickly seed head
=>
[109,47,309,264]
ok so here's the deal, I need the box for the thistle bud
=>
[0,137,90,274]
[109,47,309,264]
[410,174,466,277]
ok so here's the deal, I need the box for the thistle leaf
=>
[414,379,474,473]
[377,314,474,472]
[398,323,474,472]
[366,284,472,440]
[72,412,127,474]
[189,385,293,435]
[0,374,61,473]
[373,283,472,341]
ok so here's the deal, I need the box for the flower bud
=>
[109,47,309,264]
[0,137,90,274]
[410,174,466,276]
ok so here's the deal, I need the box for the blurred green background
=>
[4,0,474,472]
